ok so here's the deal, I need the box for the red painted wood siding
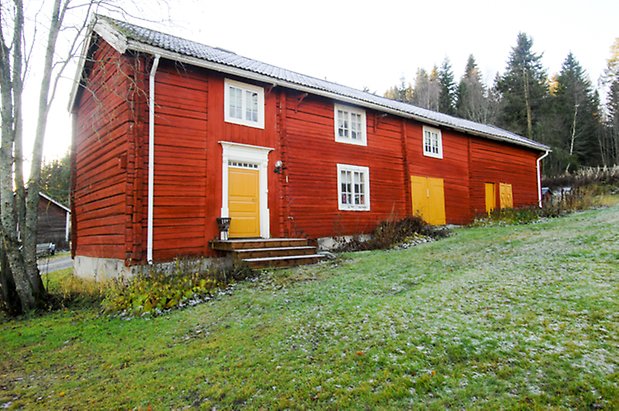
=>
[72,39,136,259]
[283,93,408,238]
[469,139,539,216]
[73,37,544,265]
[147,70,283,261]
[150,62,209,261]
[406,124,472,224]
[201,73,282,256]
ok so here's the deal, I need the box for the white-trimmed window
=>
[337,164,370,211]
[423,126,443,159]
[224,79,265,129]
[334,104,367,146]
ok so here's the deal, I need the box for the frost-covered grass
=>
[1,205,618,409]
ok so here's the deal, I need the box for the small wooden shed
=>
[37,192,71,250]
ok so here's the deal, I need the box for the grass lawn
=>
[1,205,618,409]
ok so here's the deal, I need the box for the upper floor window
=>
[224,79,265,129]
[423,126,443,159]
[337,164,370,211]
[334,104,367,146]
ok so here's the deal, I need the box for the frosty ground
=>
[1,205,618,409]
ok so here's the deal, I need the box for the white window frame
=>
[337,164,370,211]
[423,125,443,159]
[334,104,367,146]
[224,79,265,129]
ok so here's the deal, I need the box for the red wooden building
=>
[70,16,549,277]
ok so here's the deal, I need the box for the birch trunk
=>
[23,0,65,299]
[0,0,38,312]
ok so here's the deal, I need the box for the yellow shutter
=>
[228,167,260,238]
[499,183,513,209]
[485,183,496,214]
[410,176,446,225]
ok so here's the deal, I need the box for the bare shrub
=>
[334,216,450,252]
[543,165,619,191]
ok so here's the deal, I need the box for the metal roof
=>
[90,15,549,152]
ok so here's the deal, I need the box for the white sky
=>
[35,0,619,162]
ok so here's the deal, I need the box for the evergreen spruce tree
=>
[548,53,602,173]
[40,152,71,206]
[496,33,548,139]
[438,58,456,115]
[456,55,490,122]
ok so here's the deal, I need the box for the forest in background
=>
[384,33,619,176]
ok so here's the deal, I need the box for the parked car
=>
[36,242,56,257]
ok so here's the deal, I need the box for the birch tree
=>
[412,67,440,111]
[603,38,619,165]
[456,54,498,124]
[0,0,158,315]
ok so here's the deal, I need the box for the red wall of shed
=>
[72,39,136,260]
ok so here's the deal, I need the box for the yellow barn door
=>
[228,166,260,238]
[499,183,513,209]
[485,183,496,214]
[411,176,446,225]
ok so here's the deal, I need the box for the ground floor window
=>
[337,164,370,211]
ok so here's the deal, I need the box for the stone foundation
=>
[73,255,230,280]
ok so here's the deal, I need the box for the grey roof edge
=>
[39,192,70,213]
[86,15,550,153]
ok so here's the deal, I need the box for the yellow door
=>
[228,166,260,238]
[411,176,428,220]
[411,176,446,225]
[485,183,496,214]
[499,183,513,209]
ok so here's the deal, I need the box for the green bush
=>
[102,262,254,317]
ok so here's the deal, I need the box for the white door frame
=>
[219,141,273,238]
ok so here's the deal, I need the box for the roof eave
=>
[90,24,548,152]
[68,17,129,112]
[38,192,70,213]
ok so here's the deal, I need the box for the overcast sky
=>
[37,0,619,161]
